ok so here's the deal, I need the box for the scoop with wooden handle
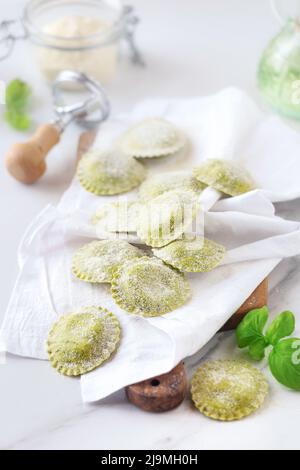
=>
[5,70,110,185]
[5,124,61,184]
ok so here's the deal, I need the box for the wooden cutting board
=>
[77,131,268,412]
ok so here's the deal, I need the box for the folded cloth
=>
[2,87,300,402]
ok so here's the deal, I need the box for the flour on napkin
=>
[2,88,300,402]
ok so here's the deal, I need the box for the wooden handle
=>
[5,124,61,184]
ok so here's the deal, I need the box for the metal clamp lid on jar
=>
[0,2,144,65]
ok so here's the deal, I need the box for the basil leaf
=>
[269,338,300,391]
[248,337,268,361]
[5,110,31,131]
[5,79,31,131]
[6,79,31,111]
[236,306,269,349]
[265,311,295,346]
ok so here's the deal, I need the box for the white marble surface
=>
[1,0,300,450]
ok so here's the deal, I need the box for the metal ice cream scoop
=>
[5,70,111,184]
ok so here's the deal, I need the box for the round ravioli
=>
[72,240,144,283]
[47,306,121,376]
[77,147,147,196]
[121,118,186,158]
[153,236,226,272]
[139,171,206,202]
[193,159,256,196]
[111,257,191,317]
[191,360,268,421]
[137,190,200,248]
[91,200,141,233]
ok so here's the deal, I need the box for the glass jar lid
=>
[0,0,144,64]
[23,0,129,50]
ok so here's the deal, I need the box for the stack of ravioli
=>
[74,117,255,318]
[47,117,256,379]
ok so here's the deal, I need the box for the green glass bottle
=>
[258,19,300,119]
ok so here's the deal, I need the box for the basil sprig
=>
[236,306,300,390]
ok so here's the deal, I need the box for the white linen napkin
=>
[2,87,300,402]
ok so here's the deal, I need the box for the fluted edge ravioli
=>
[111,257,191,317]
[77,147,147,196]
[153,236,226,272]
[191,360,268,421]
[193,159,256,196]
[121,118,186,158]
[137,190,200,248]
[47,307,121,376]
[139,171,206,202]
[72,240,145,283]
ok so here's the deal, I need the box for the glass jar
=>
[0,0,143,84]
[258,1,300,119]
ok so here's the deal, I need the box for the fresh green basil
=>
[236,307,296,361]
[265,311,295,346]
[236,306,300,390]
[236,306,269,349]
[268,338,300,391]
[248,338,268,361]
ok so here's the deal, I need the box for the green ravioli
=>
[77,147,146,196]
[111,257,191,317]
[191,360,268,421]
[72,240,145,283]
[47,307,121,376]
[193,159,256,196]
[139,171,206,202]
[153,236,226,272]
[121,118,186,158]
[137,190,200,248]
